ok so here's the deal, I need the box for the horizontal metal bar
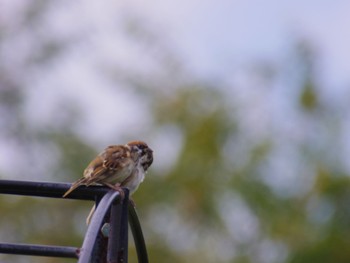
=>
[0,179,110,200]
[0,242,79,258]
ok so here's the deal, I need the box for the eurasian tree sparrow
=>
[63,140,153,198]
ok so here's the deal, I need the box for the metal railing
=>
[0,180,149,263]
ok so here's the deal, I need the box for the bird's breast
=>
[122,165,146,195]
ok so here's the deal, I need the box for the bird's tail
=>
[62,178,86,198]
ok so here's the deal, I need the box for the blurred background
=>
[1,0,350,262]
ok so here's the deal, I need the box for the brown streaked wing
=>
[102,145,130,169]
[82,153,105,176]
[85,145,133,185]
[83,164,108,185]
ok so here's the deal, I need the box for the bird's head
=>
[126,141,153,171]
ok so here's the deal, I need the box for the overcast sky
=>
[1,0,350,180]
[121,0,350,86]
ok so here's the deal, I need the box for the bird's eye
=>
[132,145,143,153]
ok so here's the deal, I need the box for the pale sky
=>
[121,0,350,87]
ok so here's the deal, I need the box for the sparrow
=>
[63,141,153,223]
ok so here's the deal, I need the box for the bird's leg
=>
[104,182,125,200]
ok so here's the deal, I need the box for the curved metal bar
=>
[128,204,149,263]
[78,190,123,263]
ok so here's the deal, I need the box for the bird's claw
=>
[104,183,125,200]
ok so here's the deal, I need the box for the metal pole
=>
[107,189,129,263]
[119,194,129,263]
